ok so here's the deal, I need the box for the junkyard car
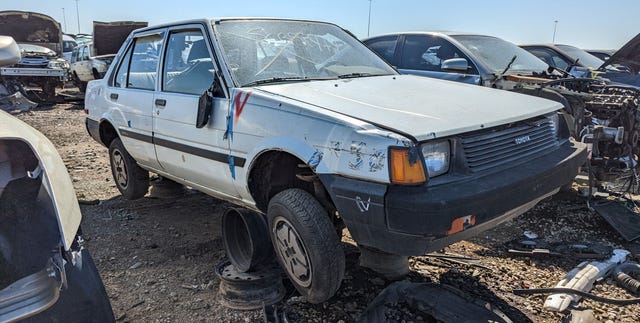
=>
[70,43,115,92]
[363,31,556,88]
[0,35,114,322]
[85,18,586,303]
[586,49,615,62]
[364,31,640,188]
[521,35,640,87]
[61,34,78,64]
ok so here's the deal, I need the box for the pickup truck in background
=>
[0,10,68,101]
[70,21,147,92]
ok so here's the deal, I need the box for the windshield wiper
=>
[242,77,312,87]
[500,55,517,75]
[337,72,374,79]
[566,58,580,73]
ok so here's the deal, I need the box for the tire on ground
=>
[108,138,149,199]
[267,188,345,303]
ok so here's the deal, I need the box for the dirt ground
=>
[12,93,640,322]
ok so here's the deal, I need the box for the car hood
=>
[600,32,640,74]
[257,75,563,141]
[0,111,81,249]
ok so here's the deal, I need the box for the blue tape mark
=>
[127,120,131,127]
[228,155,236,180]
[223,115,233,141]
[224,95,236,141]
[308,151,323,171]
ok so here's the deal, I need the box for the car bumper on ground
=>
[321,140,587,256]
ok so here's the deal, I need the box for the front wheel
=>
[109,138,149,199]
[267,188,345,303]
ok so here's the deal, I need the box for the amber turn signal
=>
[389,148,427,185]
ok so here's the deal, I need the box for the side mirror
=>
[0,36,21,67]
[441,58,470,72]
[196,86,213,128]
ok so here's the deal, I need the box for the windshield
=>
[451,35,549,73]
[555,45,604,69]
[214,19,396,86]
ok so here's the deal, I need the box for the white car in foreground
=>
[85,18,586,303]
[0,35,113,322]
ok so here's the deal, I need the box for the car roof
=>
[363,31,492,40]
[132,17,342,34]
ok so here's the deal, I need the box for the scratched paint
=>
[330,141,341,157]
[368,149,385,172]
[348,141,366,170]
[308,150,324,171]
[223,115,233,141]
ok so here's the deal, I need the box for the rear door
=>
[152,24,239,197]
[107,31,165,170]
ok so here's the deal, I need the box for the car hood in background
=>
[0,10,62,56]
[600,32,640,74]
[0,111,81,249]
[258,75,563,141]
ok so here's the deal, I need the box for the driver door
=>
[397,35,480,85]
[152,24,239,197]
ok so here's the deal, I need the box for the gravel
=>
[12,93,640,322]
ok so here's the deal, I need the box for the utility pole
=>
[367,0,372,37]
[552,20,558,43]
[61,8,67,33]
[75,0,81,34]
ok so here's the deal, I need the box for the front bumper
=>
[320,140,587,256]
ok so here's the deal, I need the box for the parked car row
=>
[1,12,637,320]
[364,30,640,186]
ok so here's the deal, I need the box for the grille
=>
[461,115,559,172]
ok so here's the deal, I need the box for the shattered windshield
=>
[451,35,549,74]
[214,19,396,86]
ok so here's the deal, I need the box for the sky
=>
[3,0,638,49]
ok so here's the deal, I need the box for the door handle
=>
[155,99,166,107]
[109,93,118,100]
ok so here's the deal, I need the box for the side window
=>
[364,36,398,64]
[400,35,443,71]
[113,44,133,88]
[71,48,78,63]
[528,47,570,70]
[400,35,476,74]
[127,34,164,90]
[162,29,215,95]
[81,46,89,60]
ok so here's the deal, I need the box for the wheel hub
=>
[112,150,128,188]
[273,217,312,287]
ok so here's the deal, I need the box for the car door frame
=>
[394,34,481,85]
[151,22,241,199]
[107,28,167,171]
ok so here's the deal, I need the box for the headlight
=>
[48,59,69,69]
[421,140,450,177]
